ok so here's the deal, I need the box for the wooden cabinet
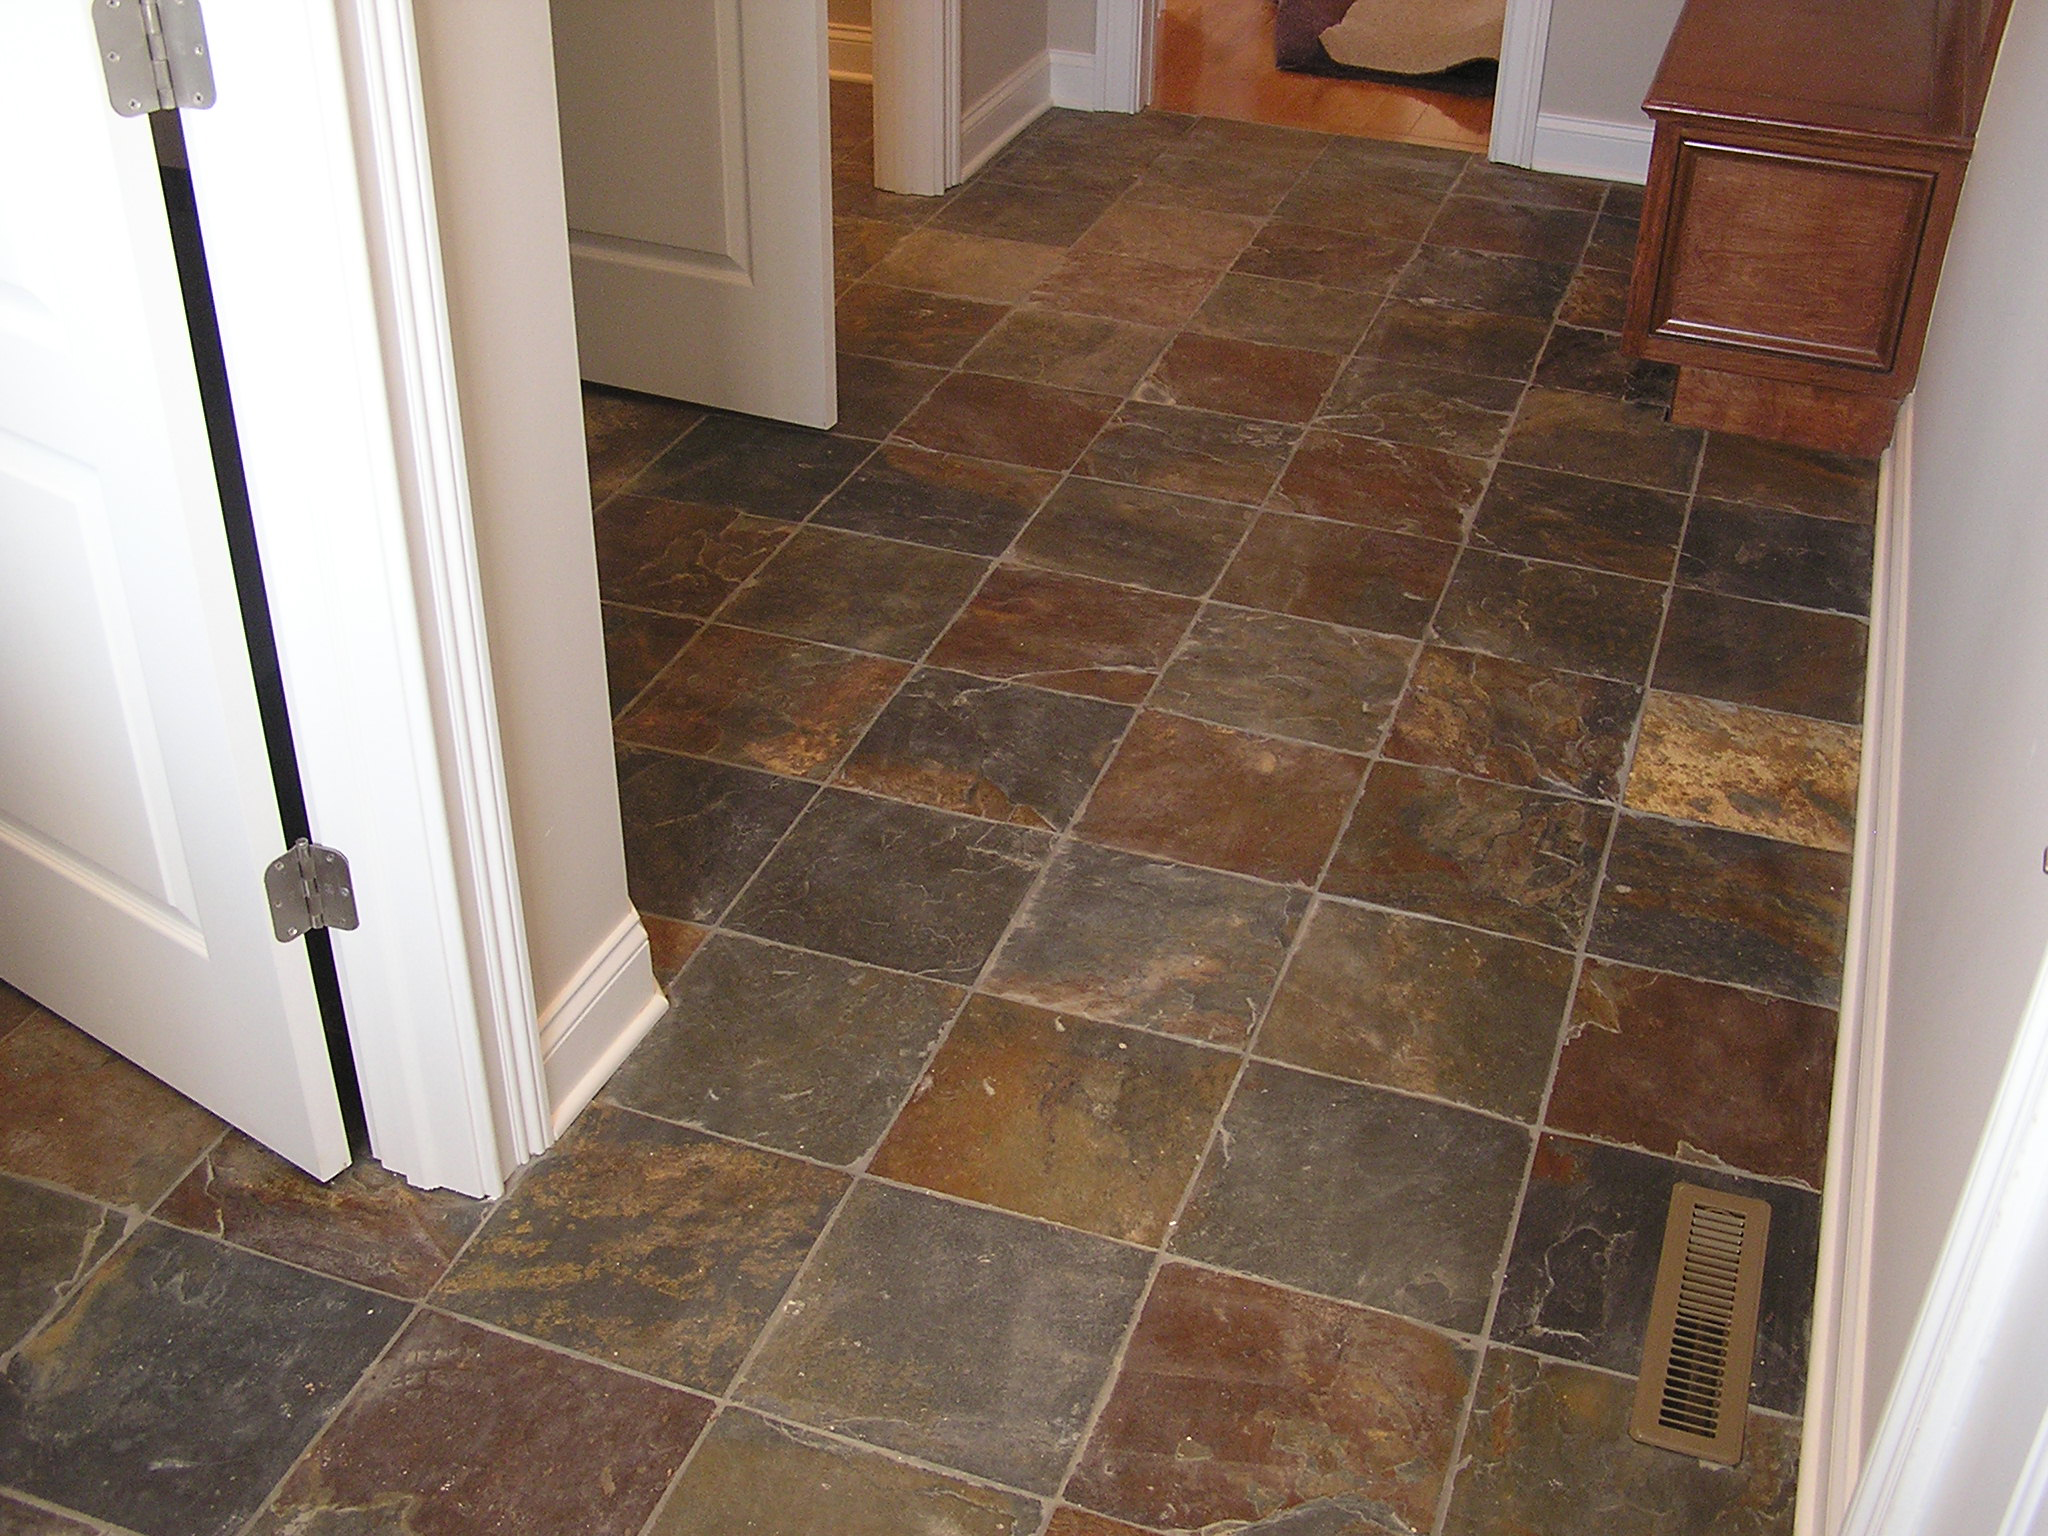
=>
[1622,0,2010,454]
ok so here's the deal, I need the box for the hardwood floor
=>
[1154,0,1493,148]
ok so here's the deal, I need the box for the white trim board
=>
[829,21,873,82]
[960,52,1053,180]
[1049,48,1100,111]
[538,913,668,1135]
[1530,111,1653,183]
[1490,0,1551,165]
[1799,395,1914,1535]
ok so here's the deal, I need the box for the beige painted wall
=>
[1050,0,1096,52]
[963,0,1052,102]
[408,0,650,1025]
[1861,0,2048,1438]
[1537,0,1683,125]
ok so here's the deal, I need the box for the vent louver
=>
[1629,1183,1772,1464]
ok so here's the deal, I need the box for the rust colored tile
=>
[1558,264,1629,330]
[1315,135,1470,194]
[1067,1264,1473,1531]
[157,1134,484,1300]
[872,995,1236,1244]
[1452,159,1605,210]
[1011,478,1252,596]
[928,566,1197,703]
[1627,690,1861,852]
[1316,357,1522,458]
[1582,211,1642,271]
[869,228,1064,302]
[1432,549,1666,682]
[0,1015,220,1208]
[1130,150,1305,218]
[1073,199,1263,270]
[1274,171,1445,241]
[1471,462,1686,581]
[601,605,699,716]
[931,177,1121,246]
[896,372,1120,472]
[1189,273,1382,354]
[837,667,1130,830]
[251,1311,711,1536]
[1231,221,1417,294]
[436,1105,847,1392]
[1503,386,1703,493]
[1154,606,1415,753]
[634,415,872,520]
[1216,512,1457,638]
[833,215,905,285]
[1697,433,1880,522]
[1655,589,1868,723]
[1592,813,1851,1006]
[836,281,1008,367]
[1080,402,1301,506]
[1261,900,1574,1120]
[1533,324,1677,407]
[642,915,708,983]
[721,525,989,659]
[1325,762,1610,947]
[1046,1510,1161,1536]
[584,385,703,503]
[964,306,1174,396]
[1551,959,1837,1186]
[1360,298,1551,382]
[1425,196,1593,263]
[986,842,1308,1046]
[593,496,791,618]
[1138,332,1342,424]
[1080,711,1367,884]
[1386,646,1642,800]
[1679,497,1875,615]
[816,442,1057,555]
[1393,244,1574,319]
[615,626,907,780]
[834,352,946,441]
[1033,247,1224,329]
[1270,430,1486,541]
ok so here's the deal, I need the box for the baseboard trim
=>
[959,51,1053,181]
[537,911,666,1135]
[1530,111,1653,184]
[829,22,873,83]
[1049,47,1098,111]
[1797,394,1914,1535]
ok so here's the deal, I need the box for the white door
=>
[551,0,839,427]
[0,4,351,1177]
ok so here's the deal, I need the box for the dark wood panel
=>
[1670,366,1901,456]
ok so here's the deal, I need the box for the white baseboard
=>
[1530,111,1653,184]
[1798,395,1914,1535]
[829,22,873,84]
[1049,48,1099,111]
[536,911,667,1135]
[959,51,1054,181]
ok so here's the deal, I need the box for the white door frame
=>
[1490,0,1551,167]
[181,0,549,1198]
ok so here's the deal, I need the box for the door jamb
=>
[872,0,960,194]
[1490,0,1552,166]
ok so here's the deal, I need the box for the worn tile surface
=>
[594,496,791,617]
[927,566,1197,703]
[1153,607,1414,752]
[0,1177,122,1354]
[1431,548,1666,681]
[1139,332,1342,423]
[1078,402,1300,505]
[1315,357,1522,457]
[897,372,1121,471]
[1627,690,1861,852]
[1270,431,1486,541]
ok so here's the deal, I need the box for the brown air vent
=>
[1629,1183,1772,1464]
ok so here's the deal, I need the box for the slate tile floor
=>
[0,86,1877,1535]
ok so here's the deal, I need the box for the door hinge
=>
[265,841,360,943]
[94,0,215,118]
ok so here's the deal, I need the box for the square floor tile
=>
[1325,762,1611,948]
[836,667,1131,830]
[1360,298,1550,382]
[1654,589,1868,724]
[0,1176,121,1353]
[834,353,947,441]
[1232,221,1417,293]
[1385,646,1641,800]
[1550,960,1837,1187]
[872,994,1236,1244]
[1492,1134,1820,1414]
[927,566,1197,703]
[584,386,704,503]
[1073,200,1263,271]
[1078,402,1301,506]
[1259,901,1575,1121]
[726,790,1052,982]
[616,626,907,780]
[932,178,1120,247]
[836,282,1008,367]
[437,1105,845,1391]
[593,496,792,618]
[869,229,1065,302]
[738,1183,1151,1493]
[602,605,699,715]
[1153,607,1414,753]
[1215,513,1457,638]
[895,373,1120,472]
[156,1134,483,1300]
[1033,247,1227,329]
[1078,712,1366,885]
[1134,149,1304,218]
[1172,1062,1529,1330]
[652,1409,1039,1536]
[1626,690,1860,852]
[1138,333,1342,424]
[1275,172,1443,241]
[985,842,1308,1046]
[1314,358,1522,458]
[1426,197,1593,264]
[1044,1508,1163,1536]
[835,216,908,284]
[0,1224,406,1536]
[0,1016,220,1209]
[1558,265,1629,330]
[1431,549,1666,681]
[1469,462,1685,581]
[1678,498,1875,615]
[1391,244,1574,319]
[644,916,709,984]
[1452,160,1605,210]
[1533,324,1677,407]
[814,443,1058,555]
[634,414,873,519]
[963,307,1174,397]
[1502,387,1703,492]
[616,749,815,925]
[1188,273,1381,354]
[1583,211,1641,271]
[1269,431,1486,542]
[606,935,962,1165]
[1067,1263,1473,1532]
[1441,1349,1801,1536]
[249,1311,711,1536]
[0,1492,97,1534]
[1592,813,1851,1006]
[1010,478,1252,597]
[721,526,989,661]
[1696,433,1878,522]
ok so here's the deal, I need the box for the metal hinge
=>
[94,0,215,117]
[264,841,360,943]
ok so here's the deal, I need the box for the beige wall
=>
[1050,0,1096,53]
[1862,0,2048,1437]
[962,0,1051,102]
[1537,0,1683,125]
